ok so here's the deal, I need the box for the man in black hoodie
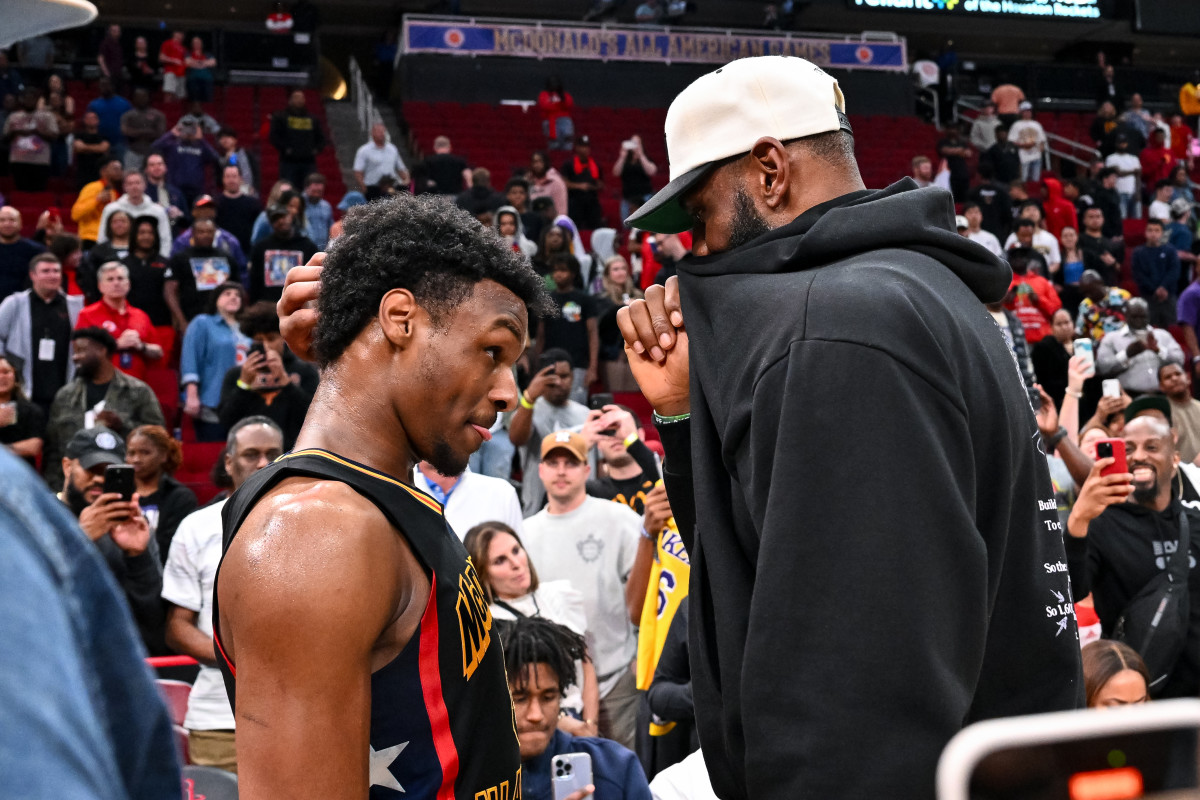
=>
[618,55,1083,799]
[269,90,327,190]
[1067,413,1200,697]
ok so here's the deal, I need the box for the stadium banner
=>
[848,0,1109,20]
[402,17,907,71]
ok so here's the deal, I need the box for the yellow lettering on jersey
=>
[288,116,313,130]
[456,558,494,680]
[475,767,522,800]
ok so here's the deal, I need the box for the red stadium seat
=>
[157,679,192,726]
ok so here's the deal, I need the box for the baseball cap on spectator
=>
[627,55,853,234]
[192,194,216,211]
[179,116,200,132]
[956,215,969,230]
[1125,395,1172,425]
[338,190,367,211]
[578,134,591,146]
[541,431,588,462]
[267,204,291,222]
[64,426,126,469]
[1170,198,1191,218]
[1018,101,1033,111]
[72,326,118,354]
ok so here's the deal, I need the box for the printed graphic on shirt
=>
[560,301,583,323]
[189,256,231,290]
[577,533,604,563]
[264,250,303,287]
[1038,489,1078,639]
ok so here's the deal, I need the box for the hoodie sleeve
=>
[736,340,990,799]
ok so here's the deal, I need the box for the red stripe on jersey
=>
[213,630,236,678]
[418,573,460,800]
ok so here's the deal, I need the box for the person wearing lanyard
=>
[0,252,82,416]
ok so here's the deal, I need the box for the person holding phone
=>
[509,348,591,515]
[1066,414,1200,698]
[217,301,317,449]
[1096,297,1184,395]
[56,425,165,654]
[497,615,651,800]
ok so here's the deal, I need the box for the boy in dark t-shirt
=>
[537,254,598,403]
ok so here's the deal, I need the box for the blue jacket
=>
[305,196,333,249]
[0,450,180,798]
[87,95,132,145]
[1132,244,1182,296]
[179,312,250,408]
[524,729,651,800]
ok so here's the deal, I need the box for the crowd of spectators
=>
[6,25,1200,796]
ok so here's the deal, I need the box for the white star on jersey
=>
[369,741,410,792]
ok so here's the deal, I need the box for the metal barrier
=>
[348,56,383,135]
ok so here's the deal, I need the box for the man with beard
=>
[614,55,1083,798]
[57,424,165,653]
[212,195,551,799]
[43,327,163,490]
[1067,414,1200,697]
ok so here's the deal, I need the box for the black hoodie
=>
[656,179,1083,799]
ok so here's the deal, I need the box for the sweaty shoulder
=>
[219,476,415,657]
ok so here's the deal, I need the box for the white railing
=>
[348,56,383,135]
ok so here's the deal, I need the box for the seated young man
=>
[499,616,652,800]
[213,195,552,800]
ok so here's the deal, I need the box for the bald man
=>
[1067,414,1200,697]
[0,206,46,300]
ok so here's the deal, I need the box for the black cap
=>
[267,204,291,221]
[1124,395,1172,426]
[64,425,126,470]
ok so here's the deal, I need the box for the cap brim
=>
[541,445,586,463]
[625,162,714,234]
[78,451,124,470]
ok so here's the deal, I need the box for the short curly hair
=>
[238,301,281,339]
[313,194,553,367]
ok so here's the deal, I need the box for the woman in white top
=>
[464,521,600,737]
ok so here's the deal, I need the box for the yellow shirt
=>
[71,180,118,242]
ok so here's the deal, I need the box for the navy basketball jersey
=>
[212,448,522,799]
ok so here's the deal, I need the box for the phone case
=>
[1097,438,1128,477]
[552,752,593,800]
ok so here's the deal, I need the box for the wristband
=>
[1043,426,1068,454]
[236,379,252,391]
[1065,388,1083,399]
[519,391,534,410]
[652,411,690,425]
[640,527,655,541]
[1192,356,1200,365]
[623,432,639,449]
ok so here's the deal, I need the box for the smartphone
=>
[537,353,564,374]
[937,698,1200,800]
[1102,379,1122,399]
[1074,338,1095,377]
[1097,438,1128,478]
[247,341,270,373]
[103,464,136,501]
[552,752,593,800]
[589,392,615,411]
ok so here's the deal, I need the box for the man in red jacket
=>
[1139,128,1176,194]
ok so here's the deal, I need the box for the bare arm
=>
[164,281,187,331]
[165,605,218,667]
[6,437,42,459]
[627,483,672,624]
[217,481,417,800]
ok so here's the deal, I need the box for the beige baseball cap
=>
[627,55,852,234]
[541,430,588,463]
